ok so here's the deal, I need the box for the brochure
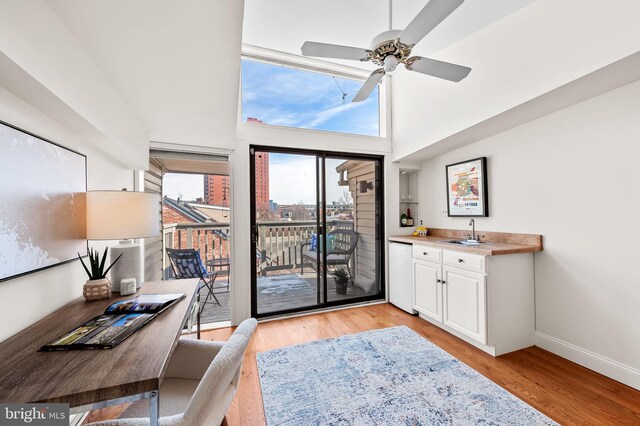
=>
[40,293,186,351]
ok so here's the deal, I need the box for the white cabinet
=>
[413,259,442,322]
[442,266,486,344]
[409,244,535,356]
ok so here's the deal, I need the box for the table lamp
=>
[86,190,160,292]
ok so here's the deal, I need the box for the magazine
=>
[40,293,186,351]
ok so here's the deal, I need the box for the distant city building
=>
[254,151,269,211]
[269,199,278,212]
[204,175,230,207]
[247,118,270,211]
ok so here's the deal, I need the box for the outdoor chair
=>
[300,229,359,276]
[166,248,221,311]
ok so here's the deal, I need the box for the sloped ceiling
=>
[46,0,244,149]
[36,0,536,160]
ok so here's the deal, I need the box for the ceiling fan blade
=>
[398,0,465,46]
[405,56,471,82]
[301,41,370,61]
[352,69,385,103]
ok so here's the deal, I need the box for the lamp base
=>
[109,240,142,292]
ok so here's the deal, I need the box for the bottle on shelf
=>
[406,208,414,227]
[400,210,407,227]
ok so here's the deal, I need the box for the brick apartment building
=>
[254,150,269,211]
[204,175,230,207]
[162,197,229,265]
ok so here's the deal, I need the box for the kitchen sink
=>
[438,239,484,246]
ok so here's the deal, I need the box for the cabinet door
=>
[412,259,442,322]
[442,266,487,344]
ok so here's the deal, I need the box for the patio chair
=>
[166,248,221,310]
[300,229,359,276]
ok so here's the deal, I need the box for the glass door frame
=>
[250,145,386,318]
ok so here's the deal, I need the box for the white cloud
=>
[302,98,373,128]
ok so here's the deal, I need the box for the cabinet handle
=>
[436,279,441,283]
[458,258,464,263]
[442,280,446,284]
[423,252,428,256]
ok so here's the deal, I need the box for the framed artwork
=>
[446,157,488,217]
[0,120,87,282]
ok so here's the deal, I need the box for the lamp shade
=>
[86,191,160,240]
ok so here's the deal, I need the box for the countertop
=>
[389,235,543,256]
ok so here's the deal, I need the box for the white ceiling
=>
[243,0,536,68]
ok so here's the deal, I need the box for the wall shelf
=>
[399,169,419,226]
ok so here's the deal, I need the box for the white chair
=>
[89,318,257,426]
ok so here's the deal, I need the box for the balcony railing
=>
[162,222,231,280]
[255,220,353,275]
[162,220,354,279]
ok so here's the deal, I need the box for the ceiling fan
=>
[301,0,471,102]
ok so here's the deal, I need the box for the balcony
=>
[162,219,376,323]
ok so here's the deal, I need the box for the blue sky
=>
[241,59,379,137]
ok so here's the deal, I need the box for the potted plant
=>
[78,248,122,301]
[332,267,350,295]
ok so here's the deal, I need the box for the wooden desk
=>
[0,279,199,426]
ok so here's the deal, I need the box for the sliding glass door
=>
[250,146,384,318]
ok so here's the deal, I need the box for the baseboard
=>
[535,331,640,390]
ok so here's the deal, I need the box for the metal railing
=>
[162,220,354,279]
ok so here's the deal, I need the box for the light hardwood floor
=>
[212,303,640,426]
[87,303,640,425]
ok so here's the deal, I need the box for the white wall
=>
[0,86,133,342]
[392,0,640,162]
[417,80,640,388]
[0,0,149,170]
[47,0,244,151]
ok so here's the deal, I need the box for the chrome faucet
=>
[469,219,476,241]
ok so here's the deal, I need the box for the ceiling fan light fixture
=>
[383,55,399,73]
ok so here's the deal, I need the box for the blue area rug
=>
[257,326,557,425]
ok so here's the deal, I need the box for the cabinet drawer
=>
[412,245,442,262]
[443,250,486,273]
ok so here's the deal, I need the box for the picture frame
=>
[0,120,88,282]
[446,157,488,217]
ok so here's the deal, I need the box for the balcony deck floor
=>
[199,273,376,324]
